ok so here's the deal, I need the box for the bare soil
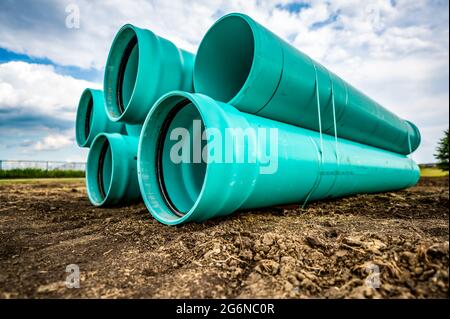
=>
[0,177,448,299]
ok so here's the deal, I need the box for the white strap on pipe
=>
[302,62,324,208]
[302,65,341,208]
[329,71,339,165]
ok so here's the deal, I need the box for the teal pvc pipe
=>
[104,24,195,124]
[125,124,143,137]
[86,133,140,206]
[194,13,421,155]
[75,88,124,148]
[137,91,419,225]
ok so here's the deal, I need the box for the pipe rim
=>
[193,13,258,105]
[405,120,421,151]
[104,24,142,122]
[138,91,215,225]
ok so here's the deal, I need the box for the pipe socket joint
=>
[104,24,195,124]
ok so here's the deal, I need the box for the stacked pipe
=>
[76,13,420,225]
[76,24,194,206]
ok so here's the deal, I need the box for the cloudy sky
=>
[0,0,448,163]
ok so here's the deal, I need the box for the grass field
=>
[0,177,84,184]
[0,168,84,179]
[420,167,449,177]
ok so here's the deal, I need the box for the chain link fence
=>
[0,160,86,171]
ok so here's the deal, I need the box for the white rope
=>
[329,72,339,165]
[302,66,342,208]
[302,63,324,208]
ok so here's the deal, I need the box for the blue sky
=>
[0,0,448,163]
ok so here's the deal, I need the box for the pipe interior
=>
[194,16,254,102]
[84,94,94,141]
[157,101,207,215]
[117,35,139,114]
[98,140,113,200]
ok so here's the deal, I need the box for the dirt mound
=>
[0,177,448,298]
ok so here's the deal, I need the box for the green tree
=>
[434,129,449,171]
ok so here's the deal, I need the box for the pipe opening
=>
[156,100,207,215]
[76,89,94,146]
[139,95,208,221]
[97,139,112,200]
[84,94,94,141]
[87,136,113,204]
[194,15,254,102]
[156,100,188,216]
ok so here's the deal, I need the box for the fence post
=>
[0,160,2,171]
[46,161,49,171]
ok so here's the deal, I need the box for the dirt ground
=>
[0,177,448,299]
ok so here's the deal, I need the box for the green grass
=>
[0,177,84,184]
[420,167,449,177]
[0,168,85,179]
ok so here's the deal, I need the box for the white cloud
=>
[32,133,73,151]
[0,61,98,161]
[0,0,448,163]
[0,0,215,69]
[0,61,98,122]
